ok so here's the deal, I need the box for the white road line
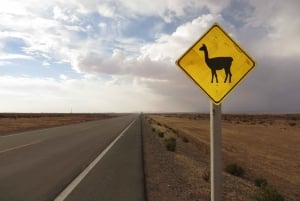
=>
[0,140,43,154]
[0,127,59,138]
[54,117,138,201]
[0,122,93,138]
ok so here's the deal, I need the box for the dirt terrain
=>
[0,113,119,135]
[143,114,300,201]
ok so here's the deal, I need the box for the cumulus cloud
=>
[70,0,230,22]
[0,0,299,113]
[141,14,221,61]
[75,14,219,75]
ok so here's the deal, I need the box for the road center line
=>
[0,140,42,154]
[54,117,138,201]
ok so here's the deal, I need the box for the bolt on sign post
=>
[175,23,255,201]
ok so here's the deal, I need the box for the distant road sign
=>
[176,23,255,104]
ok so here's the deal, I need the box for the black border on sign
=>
[175,23,256,105]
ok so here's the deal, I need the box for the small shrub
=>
[225,163,244,177]
[158,132,164,138]
[289,122,296,127]
[172,128,178,134]
[152,128,156,132]
[259,120,265,124]
[165,137,176,152]
[157,122,161,126]
[202,168,210,182]
[182,137,189,143]
[255,177,268,188]
[254,185,284,201]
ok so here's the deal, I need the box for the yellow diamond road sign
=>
[176,23,255,104]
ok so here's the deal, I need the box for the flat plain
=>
[1,113,299,200]
[0,113,120,135]
[143,114,300,201]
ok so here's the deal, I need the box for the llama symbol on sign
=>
[199,44,233,83]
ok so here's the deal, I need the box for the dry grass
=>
[0,113,119,135]
[144,114,300,201]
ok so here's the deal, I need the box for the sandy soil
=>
[143,114,300,201]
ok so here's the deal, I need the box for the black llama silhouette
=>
[199,44,233,83]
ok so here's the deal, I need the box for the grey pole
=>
[210,101,222,201]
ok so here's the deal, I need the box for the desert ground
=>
[0,113,119,135]
[143,114,300,201]
[1,113,299,200]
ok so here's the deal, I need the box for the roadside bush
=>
[289,122,296,127]
[225,163,244,177]
[202,168,210,182]
[255,177,268,188]
[171,128,178,134]
[182,137,189,143]
[254,185,284,201]
[158,132,164,138]
[165,137,176,152]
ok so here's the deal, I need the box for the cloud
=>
[42,61,51,66]
[71,13,225,112]
[1,1,224,77]
[0,0,299,113]
[224,55,300,113]
[72,0,230,22]
[0,61,12,66]
[141,14,221,61]
[0,53,33,60]
[53,6,80,23]
[75,14,219,74]
[228,0,300,59]
[0,75,159,113]
[123,0,231,22]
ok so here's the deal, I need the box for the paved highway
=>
[0,114,145,201]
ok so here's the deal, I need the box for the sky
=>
[0,0,299,113]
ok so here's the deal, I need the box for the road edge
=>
[54,117,138,201]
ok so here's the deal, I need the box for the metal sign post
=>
[210,101,222,201]
[175,23,255,201]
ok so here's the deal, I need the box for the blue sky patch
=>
[0,59,81,79]
[2,37,27,54]
[121,15,167,41]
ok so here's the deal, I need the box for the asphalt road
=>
[0,114,145,201]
